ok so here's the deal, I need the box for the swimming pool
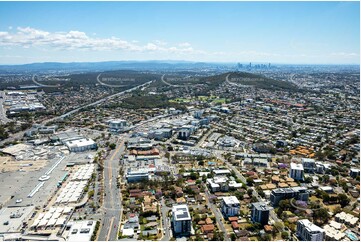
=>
[345,230,358,241]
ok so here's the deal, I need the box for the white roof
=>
[66,138,95,149]
[291,162,304,170]
[172,204,191,221]
[222,196,240,205]
[323,225,345,240]
[330,221,342,230]
[299,219,324,232]
[213,169,231,174]
[67,220,96,241]
[55,216,67,226]
[302,158,315,163]
[122,228,135,236]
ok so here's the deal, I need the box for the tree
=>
[322,175,330,183]
[322,193,330,203]
[314,208,330,225]
[247,189,253,196]
[337,193,350,207]
[304,176,313,183]
[88,190,94,198]
[190,172,199,180]
[274,221,285,232]
[279,199,291,211]
[282,231,289,239]
[109,143,116,150]
[212,231,224,241]
[263,234,272,241]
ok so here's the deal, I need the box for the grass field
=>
[169,97,190,103]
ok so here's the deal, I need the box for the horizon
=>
[0,1,360,65]
[1,59,361,67]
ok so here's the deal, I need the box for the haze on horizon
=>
[0,1,359,65]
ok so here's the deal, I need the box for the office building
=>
[297,219,324,241]
[178,128,191,140]
[172,204,192,236]
[221,196,240,217]
[251,202,271,225]
[126,170,150,183]
[108,119,127,131]
[302,158,316,173]
[65,138,97,152]
[270,187,308,207]
[350,168,360,179]
[290,163,304,180]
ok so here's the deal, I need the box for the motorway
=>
[0,80,153,146]
[160,74,190,90]
[97,73,125,88]
[225,73,254,88]
[98,135,126,241]
[32,75,60,87]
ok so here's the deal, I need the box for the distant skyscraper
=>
[268,63,271,68]
[237,63,243,70]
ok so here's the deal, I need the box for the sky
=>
[0,1,359,65]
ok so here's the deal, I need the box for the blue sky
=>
[0,1,359,64]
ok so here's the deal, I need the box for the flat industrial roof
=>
[66,220,96,241]
[0,206,35,233]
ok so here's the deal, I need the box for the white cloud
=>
[178,42,191,47]
[0,26,203,55]
[330,52,359,57]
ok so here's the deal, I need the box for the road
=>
[214,151,284,231]
[161,74,190,88]
[0,80,153,146]
[160,197,172,241]
[98,135,126,241]
[195,128,213,148]
[97,73,125,88]
[32,75,60,87]
[0,91,11,124]
[204,187,230,241]
[225,73,254,88]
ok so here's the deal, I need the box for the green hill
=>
[227,72,297,91]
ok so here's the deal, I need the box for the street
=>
[204,186,230,241]
[97,136,126,241]
[160,197,172,241]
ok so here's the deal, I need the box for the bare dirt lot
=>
[0,156,48,172]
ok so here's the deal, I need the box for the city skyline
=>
[0,1,360,65]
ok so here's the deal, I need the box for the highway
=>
[161,74,191,89]
[225,73,254,88]
[98,136,126,241]
[97,73,125,88]
[0,79,153,146]
[32,75,61,87]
